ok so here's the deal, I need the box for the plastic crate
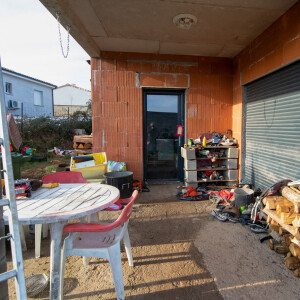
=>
[70,152,107,180]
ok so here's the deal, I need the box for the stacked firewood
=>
[263,185,300,276]
[73,135,93,154]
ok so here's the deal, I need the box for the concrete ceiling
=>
[40,0,298,58]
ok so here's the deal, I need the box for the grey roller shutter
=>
[243,61,300,191]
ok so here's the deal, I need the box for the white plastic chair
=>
[60,190,138,300]
[30,172,89,258]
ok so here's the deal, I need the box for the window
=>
[5,82,12,94]
[34,90,43,106]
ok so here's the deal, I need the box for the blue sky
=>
[0,0,91,90]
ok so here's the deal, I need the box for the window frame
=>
[5,82,12,94]
[33,90,44,106]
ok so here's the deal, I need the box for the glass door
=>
[143,89,185,181]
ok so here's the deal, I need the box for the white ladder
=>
[0,59,27,298]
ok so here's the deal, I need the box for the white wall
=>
[53,85,91,106]
[3,73,54,117]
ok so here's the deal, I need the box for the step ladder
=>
[0,59,27,298]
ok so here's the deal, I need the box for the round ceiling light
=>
[173,14,197,29]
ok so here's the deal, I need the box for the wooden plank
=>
[186,179,238,183]
[276,203,294,214]
[279,227,289,236]
[73,135,93,144]
[289,243,300,259]
[202,146,237,149]
[263,208,300,239]
[73,149,93,155]
[185,146,237,149]
[292,215,300,228]
[206,185,236,189]
[290,186,300,195]
[83,143,92,149]
[291,238,300,248]
[184,167,228,171]
[264,196,290,210]
[280,212,298,225]
[281,186,300,204]
[196,157,230,160]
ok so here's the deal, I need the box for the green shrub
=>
[18,112,92,153]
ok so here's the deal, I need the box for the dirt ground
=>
[21,156,71,180]
[6,183,300,299]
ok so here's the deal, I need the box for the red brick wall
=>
[91,53,233,180]
[91,2,300,181]
[233,2,300,161]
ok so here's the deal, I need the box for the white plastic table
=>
[4,183,120,300]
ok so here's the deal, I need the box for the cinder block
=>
[227,148,239,158]
[185,171,197,182]
[225,170,238,180]
[184,181,198,188]
[184,159,197,170]
[181,147,196,160]
[224,159,238,169]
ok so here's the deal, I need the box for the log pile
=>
[73,135,93,155]
[263,185,300,277]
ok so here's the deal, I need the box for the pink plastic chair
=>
[60,190,138,300]
[115,197,132,205]
[42,171,88,184]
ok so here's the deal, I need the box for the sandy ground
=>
[6,183,300,299]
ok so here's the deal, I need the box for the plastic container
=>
[0,153,31,180]
[70,152,107,180]
[234,188,254,208]
[104,171,133,199]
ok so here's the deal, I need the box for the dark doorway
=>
[143,89,185,181]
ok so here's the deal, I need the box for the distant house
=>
[2,68,57,117]
[53,84,91,117]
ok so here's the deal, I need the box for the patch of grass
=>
[43,165,57,176]
[21,156,71,180]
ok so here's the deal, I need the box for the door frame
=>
[142,88,185,182]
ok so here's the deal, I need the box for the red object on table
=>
[42,171,88,184]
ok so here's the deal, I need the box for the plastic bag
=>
[107,161,127,172]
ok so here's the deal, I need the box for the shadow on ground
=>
[7,183,222,300]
